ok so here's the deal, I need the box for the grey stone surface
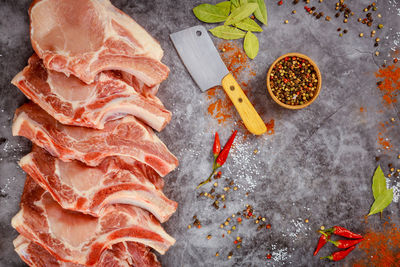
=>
[1,0,400,266]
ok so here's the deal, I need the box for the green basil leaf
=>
[372,165,387,200]
[209,25,246,39]
[224,3,258,26]
[230,0,240,7]
[243,31,259,59]
[234,17,263,32]
[193,3,228,23]
[216,1,231,16]
[249,0,268,25]
[368,188,393,216]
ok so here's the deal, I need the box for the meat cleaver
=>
[170,26,266,135]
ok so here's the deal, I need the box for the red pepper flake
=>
[197,225,202,229]
[278,0,283,5]
[266,224,271,229]
[266,253,272,259]
[248,212,253,217]
[234,240,238,244]
[237,217,242,222]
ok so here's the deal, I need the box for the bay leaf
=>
[216,1,231,16]
[372,165,386,200]
[234,17,263,32]
[230,0,240,7]
[243,31,259,59]
[224,3,258,26]
[249,0,268,25]
[193,3,228,23]
[368,188,393,216]
[209,25,246,39]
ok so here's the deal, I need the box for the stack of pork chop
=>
[11,0,178,266]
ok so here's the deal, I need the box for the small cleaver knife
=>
[170,26,266,135]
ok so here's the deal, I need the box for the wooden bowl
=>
[266,53,322,110]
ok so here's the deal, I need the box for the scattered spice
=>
[353,222,400,266]
[269,56,319,106]
[375,65,400,106]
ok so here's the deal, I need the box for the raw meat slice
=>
[14,235,161,267]
[12,102,178,177]
[29,0,169,86]
[121,72,160,96]
[20,146,177,222]
[12,54,171,131]
[12,177,175,266]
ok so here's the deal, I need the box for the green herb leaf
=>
[230,0,240,7]
[234,17,263,32]
[372,165,387,200]
[249,0,268,25]
[216,1,231,16]
[240,0,248,5]
[243,31,259,59]
[224,3,258,26]
[209,25,246,39]
[368,188,393,216]
[193,3,228,23]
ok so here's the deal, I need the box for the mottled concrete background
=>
[1,0,400,266]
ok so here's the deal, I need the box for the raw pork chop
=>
[14,235,161,267]
[12,54,171,131]
[29,0,169,86]
[20,146,177,222]
[12,103,178,177]
[12,177,175,266]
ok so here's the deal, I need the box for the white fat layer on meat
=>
[13,112,69,158]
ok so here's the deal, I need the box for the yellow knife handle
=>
[221,73,266,135]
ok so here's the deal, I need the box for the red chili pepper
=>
[213,132,221,158]
[328,238,363,249]
[197,130,237,189]
[212,132,221,169]
[314,233,330,256]
[324,226,363,239]
[320,246,356,261]
[215,130,237,168]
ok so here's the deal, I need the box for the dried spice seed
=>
[269,56,319,106]
[325,16,331,21]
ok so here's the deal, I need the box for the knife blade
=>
[170,25,266,135]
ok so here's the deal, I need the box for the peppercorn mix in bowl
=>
[266,53,322,109]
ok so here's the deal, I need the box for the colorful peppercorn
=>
[270,56,318,106]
